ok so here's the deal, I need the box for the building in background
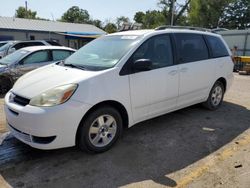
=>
[218,30,250,56]
[0,17,106,49]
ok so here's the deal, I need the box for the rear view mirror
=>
[133,59,152,72]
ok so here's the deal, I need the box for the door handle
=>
[168,70,178,76]
[180,67,188,72]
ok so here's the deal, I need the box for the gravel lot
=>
[0,73,250,188]
[0,95,6,133]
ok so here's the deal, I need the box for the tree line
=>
[15,0,250,33]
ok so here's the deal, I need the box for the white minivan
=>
[4,27,234,153]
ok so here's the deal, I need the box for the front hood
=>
[12,64,103,98]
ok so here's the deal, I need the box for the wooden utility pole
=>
[25,1,28,18]
[171,0,175,26]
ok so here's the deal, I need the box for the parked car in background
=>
[0,40,62,59]
[0,41,17,59]
[0,41,11,48]
[4,28,233,153]
[0,46,75,94]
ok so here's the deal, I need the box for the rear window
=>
[175,33,209,63]
[46,41,61,46]
[205,35,229,58]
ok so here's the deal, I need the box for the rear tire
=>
[77,106,123,153]
[203,81,225,110]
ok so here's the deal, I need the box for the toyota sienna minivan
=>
[4,27,234,153]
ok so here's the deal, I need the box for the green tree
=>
[104,23,117,33]
[158,0,191,25]
[61,6,90,23]
[116,16,130,29]
[143,10,166,28]
[220,0,250,29]
[90,19,103,29]
[134,12,145,24]
[15,6,37,19]
[134,10,165,29]
[188,0,232,28]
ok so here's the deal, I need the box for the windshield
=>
[0,49,30,65]
[0,42,7,48]
[64,35,141,70]
[0,43,12,51]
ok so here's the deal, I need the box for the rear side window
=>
[175,33,209,63]
[52,50,73,61]
[205,35,229,58]
[26,42,45,46]
[47,41,61,46]
[13,43,26,50]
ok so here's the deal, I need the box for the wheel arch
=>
[0,74,14,93]
[75,100,129,144]
[216,77,227,92]
[0,74,14,83]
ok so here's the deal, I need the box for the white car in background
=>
[4,27,234,153]
[0,46,75,94]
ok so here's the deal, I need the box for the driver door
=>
[128,34,179,123]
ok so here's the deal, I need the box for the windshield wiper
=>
[63,63,86,70]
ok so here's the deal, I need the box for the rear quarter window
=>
[205,35,229,58]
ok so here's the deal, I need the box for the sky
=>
[0,0,160,22]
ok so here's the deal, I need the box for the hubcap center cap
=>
[99,125,109,135]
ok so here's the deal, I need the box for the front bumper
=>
[4,92,91,150]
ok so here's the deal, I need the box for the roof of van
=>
[109,29,220,37]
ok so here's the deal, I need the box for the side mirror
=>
[8,48,16,55]
[133,59,152,72]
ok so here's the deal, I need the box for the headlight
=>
[29,84,78,107]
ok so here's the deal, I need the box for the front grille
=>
[13,95,30,106]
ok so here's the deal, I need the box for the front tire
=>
[203,81,225,110]
[77,106,123,153]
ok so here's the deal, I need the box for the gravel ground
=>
[0,73,249,188]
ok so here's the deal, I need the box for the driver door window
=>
[23,51,49,64]
[131,35,173,70]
